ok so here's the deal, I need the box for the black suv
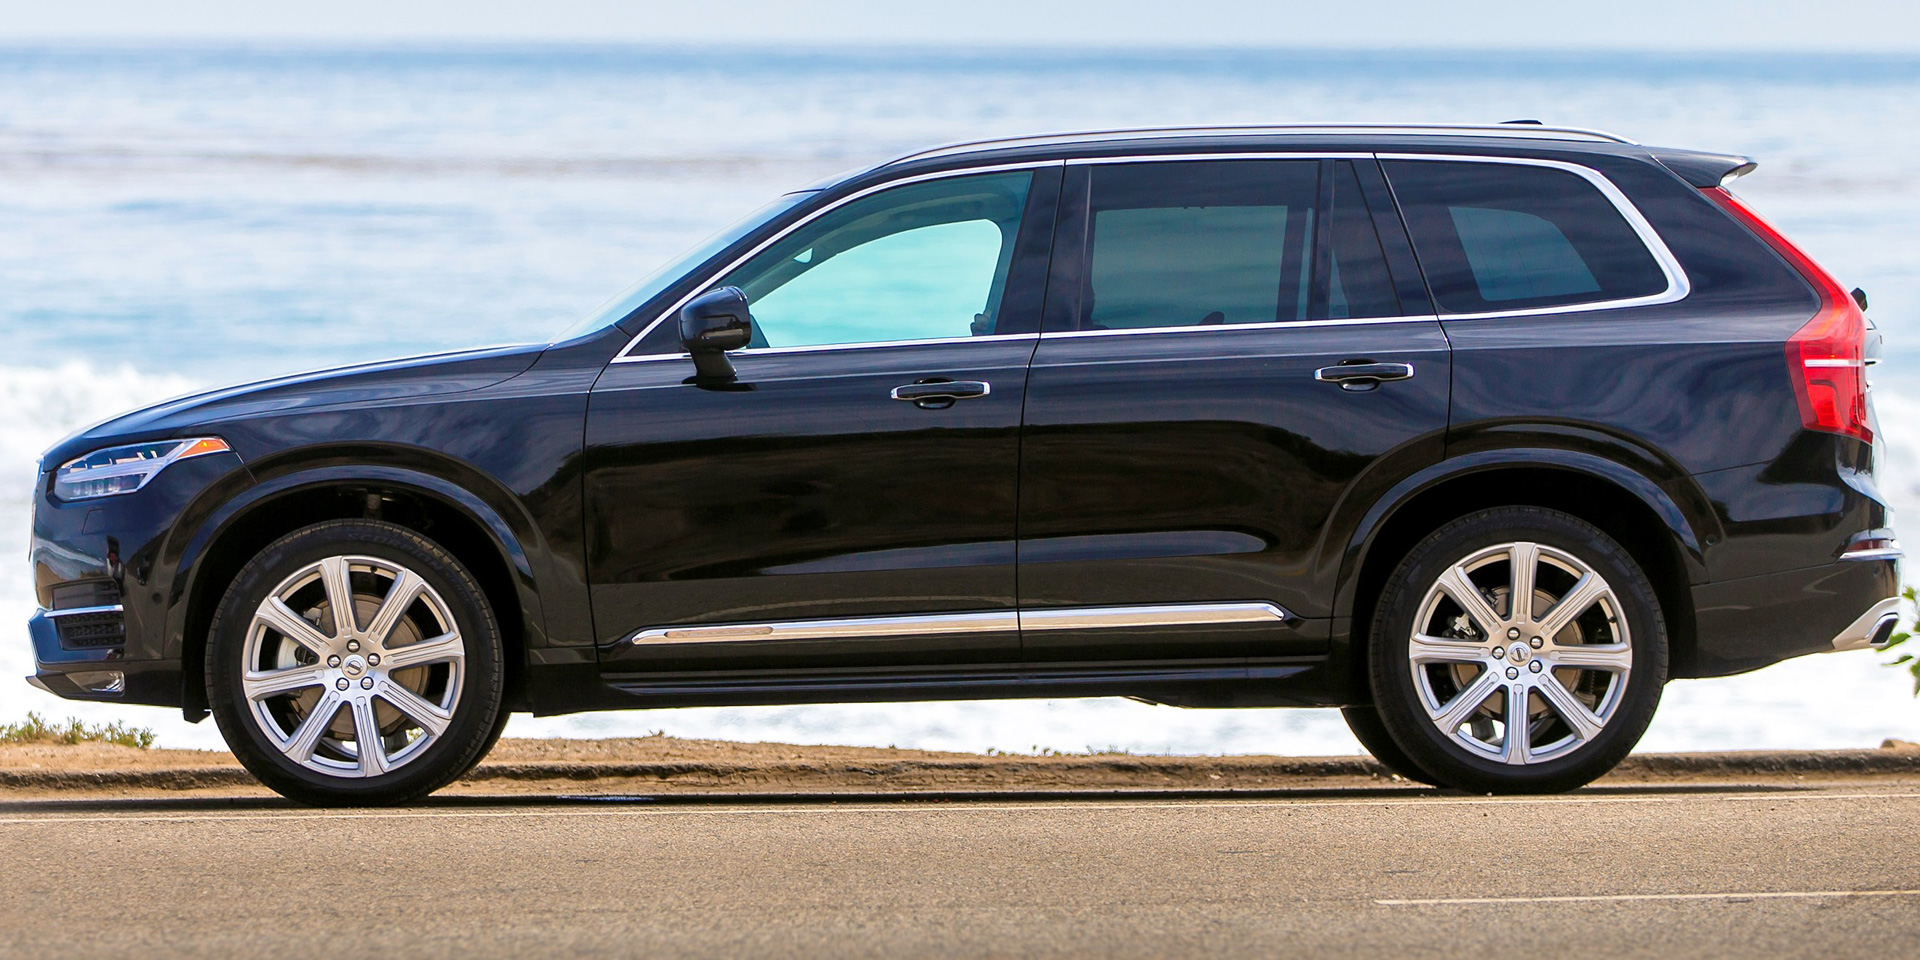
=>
[27,124,1901,804]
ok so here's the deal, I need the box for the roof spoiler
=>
[1651,148,1759,188]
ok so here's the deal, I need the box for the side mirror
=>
[679,286,753,383]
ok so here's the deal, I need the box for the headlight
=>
[52,437,232,501]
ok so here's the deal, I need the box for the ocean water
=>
[5,44,1920,754]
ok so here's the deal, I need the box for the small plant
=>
[1884,586,1920,694]
[0,712,156,749]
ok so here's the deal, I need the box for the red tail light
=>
[1703,186,1871,443]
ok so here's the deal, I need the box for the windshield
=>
[551,192,812,342]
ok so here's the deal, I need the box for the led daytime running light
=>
[52,437,232,501]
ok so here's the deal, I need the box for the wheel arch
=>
[170,457,547,720]
[1336,450,1715,700]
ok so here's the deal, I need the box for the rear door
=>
[1016,157,1452,667]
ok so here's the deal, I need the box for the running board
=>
[623,602,1296,647]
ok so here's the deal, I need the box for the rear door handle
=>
[1314,361,1414,391]
[890,379,991,408]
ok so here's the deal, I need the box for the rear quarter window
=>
[1383,159,1671,315]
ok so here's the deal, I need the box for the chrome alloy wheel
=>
[1407,541,1633,765]
[241,555,464,778]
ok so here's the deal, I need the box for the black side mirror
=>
[679,286,753,383]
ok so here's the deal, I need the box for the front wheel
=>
[206,520,504,806]
[1367,507,1667,794]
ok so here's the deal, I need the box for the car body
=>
[26,123,1901,800]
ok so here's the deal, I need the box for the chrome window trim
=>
[1040,315,1441,342]
[39,604,124,619]
[624,601,1296,645]
[612,150,1689,363]
[611,159,1064,364]
[612,332,1039,365]
[1375,153,1691,320]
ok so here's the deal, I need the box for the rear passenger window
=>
[1080,160,1319,329]
[1383,160,1669,315]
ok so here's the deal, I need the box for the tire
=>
[1367,506,1667,794]
[461,706,513,780]
[1340,705,1440,786]
[206,520,505,806]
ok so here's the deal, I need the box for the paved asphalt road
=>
[2,785,1916,958]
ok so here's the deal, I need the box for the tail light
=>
[1703,187,1871,443]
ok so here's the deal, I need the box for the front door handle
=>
[890,379,991,408]
[1314,361,1414,391]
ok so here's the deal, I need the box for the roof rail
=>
[883,123,1639,166]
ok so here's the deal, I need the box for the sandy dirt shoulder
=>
[3,736,1919,800]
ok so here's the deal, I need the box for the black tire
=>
[1367,506,1667,794]
[1340,705,1440,786]
[461,706,513,780]
[206,520,504,806]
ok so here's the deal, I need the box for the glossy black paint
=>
[585,337,1036,673]
[25,130,1899,723]
[678,286,754,383]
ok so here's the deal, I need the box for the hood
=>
[42,343,548,469]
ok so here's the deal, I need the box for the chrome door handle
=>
[890,379,991,408]
[1314,362,1414,391]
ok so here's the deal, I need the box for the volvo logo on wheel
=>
[1507,643,1530,664]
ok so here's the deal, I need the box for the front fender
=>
[164,457,550,661]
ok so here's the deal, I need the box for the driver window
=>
[713,171,1033,349]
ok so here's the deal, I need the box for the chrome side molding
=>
[627,611,1016,646]
[625,601,1294,646]
[1019,602,1293,631]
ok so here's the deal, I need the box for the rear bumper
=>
[1828,596,1902,652]
[1687,556,1900,677]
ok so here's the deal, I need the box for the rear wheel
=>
[206,520,504,806]
[1368,506,1667,794]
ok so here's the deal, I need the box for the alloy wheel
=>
[240,554,465,778]
[1406,540,1633,765]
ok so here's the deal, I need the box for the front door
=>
[586,166,1059,675]
[1017,157,1452,667]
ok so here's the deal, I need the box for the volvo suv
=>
[27,123,1900,804]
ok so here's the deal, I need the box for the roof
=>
[881,123,1639,168]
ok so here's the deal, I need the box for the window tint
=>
[1383,160,1668,315]
[714,171,1032,348]
[1080,161,1318,330]
[1328,161,1401,320]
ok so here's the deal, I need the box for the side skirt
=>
[594,657,1341,710]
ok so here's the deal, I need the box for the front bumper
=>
[26,449,249,708]
[27,605,186,705]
